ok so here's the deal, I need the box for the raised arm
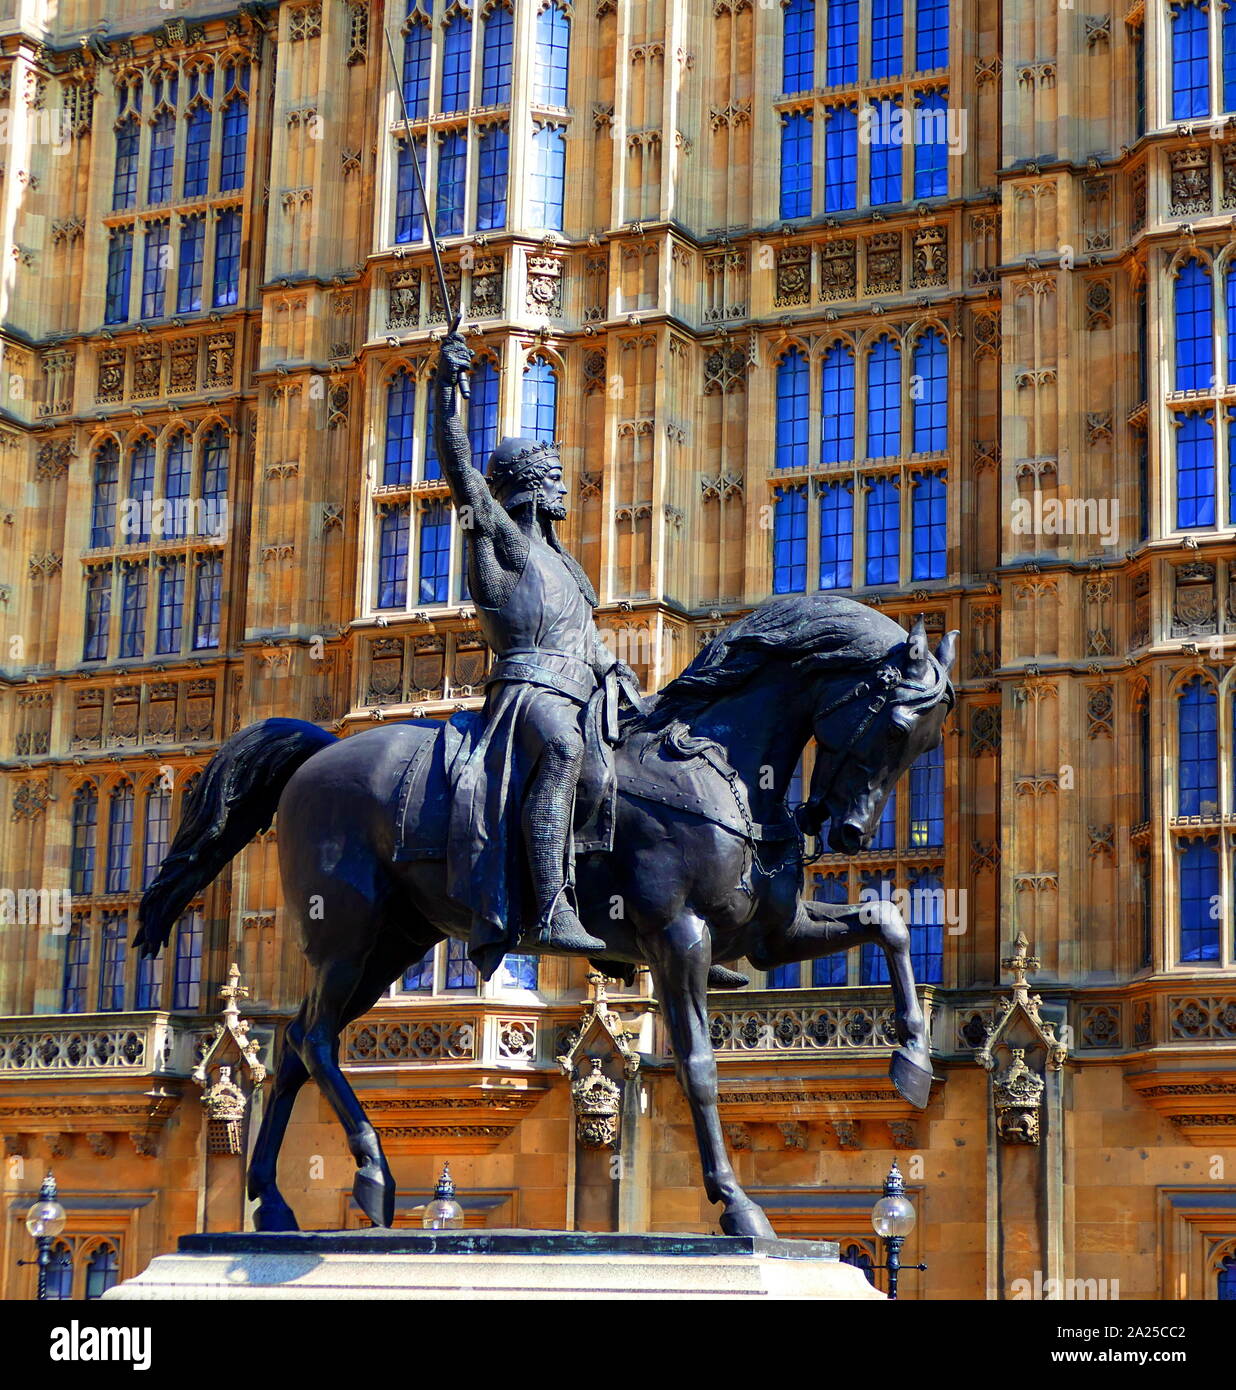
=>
[432,334,505,538]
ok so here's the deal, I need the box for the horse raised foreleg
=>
[751,898,933,1109]
[650,912,776,1239]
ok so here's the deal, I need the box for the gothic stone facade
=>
[0,0,1234,1301]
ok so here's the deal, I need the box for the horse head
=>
[800,616,958,855]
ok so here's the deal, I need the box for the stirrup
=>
[525,908,607,955]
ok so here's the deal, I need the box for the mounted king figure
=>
[431,332,644,976]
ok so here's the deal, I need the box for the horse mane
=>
[631,594,920,732]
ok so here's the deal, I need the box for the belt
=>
[487,650,595,703]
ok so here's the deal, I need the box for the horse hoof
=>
[719,1201,777,1239]
[707,965,750,990]
[353,1165,396,1228]
[890,1048,934,1110]
[254,1200,299,1233]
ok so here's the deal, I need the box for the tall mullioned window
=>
[916,0,949,68]
[468,359,500,469]
[783,0,814,93]
[62,922,91,1014]
[521,355,559,440]
[481,4,513,104]
[773,485,808,593]
[70,785,98,896]
[91,442,120,548]
[213,209,242,307]
[172,910,204,1010]
[529,123,566,231]
[105,229,133,325]
[776,348,810,470]
[1173,1,1211,119]
[780,112,812,219]
[440,10,473,113]
[403,4,432,117]
[377,505,411,609]
[385,369,417,486]
[535,1,571,104]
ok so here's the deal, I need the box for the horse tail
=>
[135,718,336,958]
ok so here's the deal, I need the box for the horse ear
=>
[905,615,929,679]
[935,629,959,678]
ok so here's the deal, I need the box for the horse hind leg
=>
[247,1003,310,1232]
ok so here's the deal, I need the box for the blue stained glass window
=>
[71,785,98,896]
[84,570,111,661]
[119,564,147,659]
[783,0,814,93]
[767,960,801,988]
[172,910,203,1010]
[98,911,127,1011]
[402,950,433,992]
[213,209,241,307]
[177,214,205,313]
[113,118,139,210]
[1175,259,1214,390]
[818,480,854,590]
[220,98,247,191]
[773,485,808,593]
[395,138,427,243]
[403,18,431,117]
[911,470,947,580]
[141,222,169,320]
[780,112,812,219]
[859,869,896,983]
[534,1,571,104]
[914,92,949,198]
[148,112,175,204]
[445,937,478,990]
[1173,2,1210,121]
[105,228,133,325]
[908,868,944,983]
[869,100,903,206]
[184,105,211,198]
[867,338,901,457]
[909,742,944,847]
[811,874,850,985]
[1178,677,1219,816]
[435,130,467,236]
[865,477,900,585]
[62,923,90,1013]
[827,0,859,84]
[378,506,410,609]
[522,356,558,440]
[192,555,222,650]
[821,344,856,462]
[164,433,191,540]
[916,0,949,69]
[476,125,509,230]
[156,557,185,654]
[482,6,513,104]
[468,359,500,470]
[128,439,155,543]
[418,500,452,604]
[143,787,170,891]
[1179,838,1221,962]
[441,15,473,113]
[872,0,904,80]
[1176,411,1216,529]
[825,106,858,212]
[529,124,566,231]
[92,442,119,548]
[385,370,416,486]
[776,348,809,469]
[106,783,134,894]
[1218,1255,1236,1299]
[912,329,948,451]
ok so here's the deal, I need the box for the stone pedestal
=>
[104,1229,884,1301]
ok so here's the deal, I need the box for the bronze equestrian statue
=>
[135,337,957,1239]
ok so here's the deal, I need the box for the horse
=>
[136,594,956,1239]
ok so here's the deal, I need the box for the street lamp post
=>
[22,1172,67,1301]
[421,1163,464,1229]
[869,1159,927,1300]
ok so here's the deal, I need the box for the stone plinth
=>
[103,1229,883,1301]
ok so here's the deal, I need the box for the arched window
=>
[909,743,944,847]
[98,910,127,1011]
[468,359,500,470]
[128,439,155,544]
[435,129,467,236]
[213,208,242,307]
[1219,1253,1236,1299]
[1176,259,1214,390]
[1226,7,1236,112]
[1172,1,1210,121]
[395,137,427,244]
[916,0,948,70]
[91,442,120,548]
[193,554,223,649]
[62,921,90,1013]
[177,213,206,312]
[105,227,134,325]
[871,0,904,80]
[481,4,513,104]
[1178,676,1219,816]
[914,92,948,198]
[106,783,135,894]
[141,221,169,320]
[1176,410,1216,529]
[377,505,410,609]
[118,560,148,659]
[528,123,566,231]
[818,480,854,590]
[403,9,432,117]
[772,485,808,593]
[71,785,98,896]
[219,94,247,192]
[912,329,948,452]
[156,556,186,655]
[172,909,203,1010]
[84,1243,120,1300]
[783,0,814,94]
[776,348,809,470]
[1179,836,1221,961]
[521,356,559,440]
[865,476,900,584]
[385,369,416,486]
[911,471,946,580]
[534,1,571,105]
[869,99,902,205]
[827,0,859,84]
[184,101,212,199]
[201,425,229,523]
[821,344,856,463]
[113,111,139,211]
[867,338,901,458]
[441,12,473,113]
[45,1241,73,1300]
[824,106,858,213]
[84,568,112,662]
[811,875,850,984]
[476,124,509,230]
[418,500,452,604]
[840,1241,877,1285]
[780,112,812,219]
[148,110,175,205]
[143,785,171,890]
